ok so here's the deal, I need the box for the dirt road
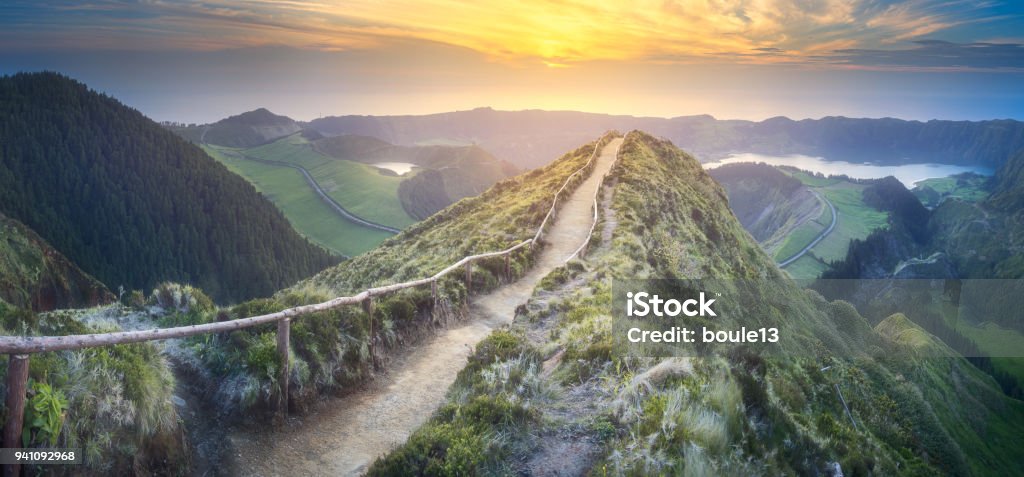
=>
[228,138,623,476]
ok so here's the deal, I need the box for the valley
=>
[180,111,517,257]
[0,75,1021,477]
[229,137,623,476]
[203,144,395,256]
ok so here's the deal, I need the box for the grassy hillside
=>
[708,162,822,257]
[0,212,113,311]
[0,301,187,474]
[711,163,889,279]
[203,145,393,256]
[786,171,889,263]
[914,172,990,208]
[202,129,518,255]
[171,108,301,148]
[370,132,1024,476]
[246,134,416,228]
[313,134,518,220]
[0,73,338,303]
[135,136,614,423]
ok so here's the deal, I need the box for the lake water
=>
[702,153,994,187]
[372,162,417,175]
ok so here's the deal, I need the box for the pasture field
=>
[245,135,416,229]
[204,145,392,256]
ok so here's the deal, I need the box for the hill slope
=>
[313,134,518,219]
[172,107,301,148]
[0,73,338,303]
[364,131,1024,476]
[0,212,112,311]
[709,163,821,256]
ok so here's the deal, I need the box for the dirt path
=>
[227,138,623,476]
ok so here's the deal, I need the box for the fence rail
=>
[0,132,617,471]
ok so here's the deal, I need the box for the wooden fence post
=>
[276,319,290,419]
[504,255,511,282]
[4,354,30,477]
[362,298,375,369]
[431,281,438,305]
[464,262,473,294]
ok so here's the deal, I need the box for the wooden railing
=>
[0,132,616,470]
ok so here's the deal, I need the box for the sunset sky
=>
[2,1,1023,122]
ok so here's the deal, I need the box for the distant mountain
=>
[313,134,519,219]
[173,107,302,148]
[0,212,113,311]
[0,73,338,303]
[307,108,1024,170]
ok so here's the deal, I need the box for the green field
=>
[772,194,830,262]
[204,145,392,256]
[245,135,416,229]
[770,171,889,278]
[815,183,889,261]
[933,301,1024,395]
[913,173,990,208]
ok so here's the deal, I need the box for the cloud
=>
[828,40,1024,70]
[1,0,1022,71]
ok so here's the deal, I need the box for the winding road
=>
[778,190,837,268]
[227,137,624,477]
[237,153,402,234]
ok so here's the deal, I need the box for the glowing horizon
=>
[1,1,1023,122]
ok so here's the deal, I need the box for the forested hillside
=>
[0,73,338,303]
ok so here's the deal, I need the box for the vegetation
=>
[200,129,518,255]
[0,302,187,475]
[308,108,1024,170]
[371,131,1024,476]
[0,73,338,303]
[711,163,889,279]
[312,134,518,220]
[158,136,612,417]
[0,211,112,311]
[819,147,1024,409]
[170,107,300,148]
[204,144,394,256]
[709,162,821,258]
[913,173,990,208]
[246,133,415,228]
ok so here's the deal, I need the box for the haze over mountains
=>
[174,107,1024,171]
[307,108,1024,169]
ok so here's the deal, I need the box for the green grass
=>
[778,172,889,266]
[782,254,828,279]
[245,134,416,229]
[913,174,990,208]
[789,170,842,187]
[943,314,1024,388]
[772,199,829,262]
[204,145,392,256]
[814,184,889,262]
